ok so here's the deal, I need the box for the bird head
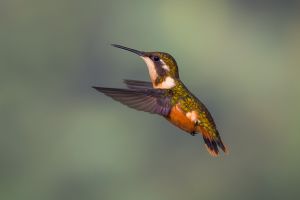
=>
[111,44,179,89]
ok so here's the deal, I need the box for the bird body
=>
[93,44,228,156]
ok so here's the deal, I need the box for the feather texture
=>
[123,79,153,89]
[93,87,171,116]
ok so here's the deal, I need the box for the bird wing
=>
[123,79,153,89]
[93,86,171,116]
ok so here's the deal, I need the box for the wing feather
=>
[93,86,171,116]
[123,79,153,89]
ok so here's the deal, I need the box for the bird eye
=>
[152,56,160,62]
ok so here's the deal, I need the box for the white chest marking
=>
[157,76,176,89]
[186,111,198,122]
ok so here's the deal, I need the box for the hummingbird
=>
[93,44,228,156]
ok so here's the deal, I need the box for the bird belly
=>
[166,104,196,133]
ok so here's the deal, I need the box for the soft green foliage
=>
[1,1,300,200]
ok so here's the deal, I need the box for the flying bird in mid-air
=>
[93,44,228,156]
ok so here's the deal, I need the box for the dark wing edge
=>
[92,86,171,116]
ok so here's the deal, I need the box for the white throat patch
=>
[141,57,175,89]
[141,57,158,82]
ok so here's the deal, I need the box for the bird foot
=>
[190,132,196,136]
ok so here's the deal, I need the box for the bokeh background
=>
[1,0,300,199]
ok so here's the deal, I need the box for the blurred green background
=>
[1,0,300,199]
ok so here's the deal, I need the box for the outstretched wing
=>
[93,86,171,116]
[123,79,153,89]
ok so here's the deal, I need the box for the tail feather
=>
[198,126,228,156]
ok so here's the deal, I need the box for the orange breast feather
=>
[166,104,195,133]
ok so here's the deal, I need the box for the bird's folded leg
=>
[190,131,196,136]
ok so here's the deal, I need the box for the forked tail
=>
[197,126,228,157]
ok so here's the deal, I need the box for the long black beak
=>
[111,44,145,56]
